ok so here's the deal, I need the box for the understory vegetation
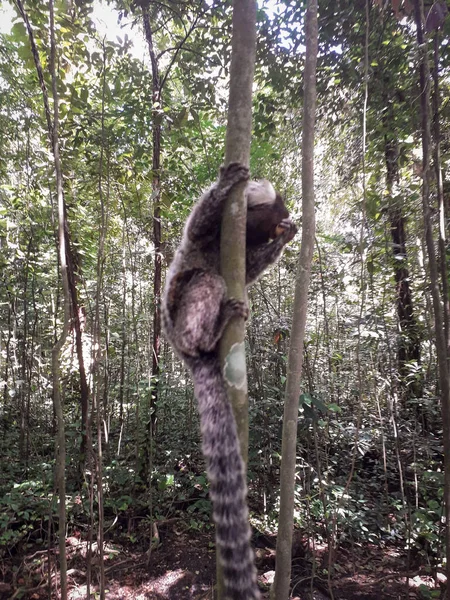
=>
[0,0,449,598]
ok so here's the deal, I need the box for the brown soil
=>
[0,524,444,599]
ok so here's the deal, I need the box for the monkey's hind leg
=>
[173,271,247,356]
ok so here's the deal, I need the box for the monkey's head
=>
[246,180,294,246]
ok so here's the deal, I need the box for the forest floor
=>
[0,523,443,600]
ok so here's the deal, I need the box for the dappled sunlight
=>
[0,0,448,599]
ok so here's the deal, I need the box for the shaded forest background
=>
[0,0,449,598]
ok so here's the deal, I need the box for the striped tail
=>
[189,355,261,600]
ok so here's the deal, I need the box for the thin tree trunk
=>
[220,0,257,462]
[140,0,202,481]
[432,31,450,354]
[414,0,450,586]
[271,1,317,598]
[66,242,90,471]
[49,2,69,595]
[17,0,89,474]
[217,1,257,597]
[26,279,39,473]
[17,1,70,596]
[315,238,333,401]
[89,40,109,600]
[118,239,127,435]
[142,4,162,482]
[19,254,29,461]
[2,302,12,406]
[384,127,420,381]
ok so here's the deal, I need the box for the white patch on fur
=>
[223,341,248,391]
[246,179,276,207]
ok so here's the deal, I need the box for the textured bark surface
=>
[218,2,257,598]
[220,0,257,472]
[271,1,318,599]
[18,1,71,595]
[414,0,450,588]
[385,136,420,376]
[143,5,162,428]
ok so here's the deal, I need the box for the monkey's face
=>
[246,193,290,246]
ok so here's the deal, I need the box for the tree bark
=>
[140,0,202,480]
[16,0,89,473]
[142,4,162,482]
[218,1,257,597]
[17,1,70,596]
[271,1,317,599]
[432,31,450,354]
[414,0,450,587]
[19,253,29,461]
[377,46,421,385]
[49,2,69,594]
[65,239,90,471]
[220,0,257,461]
[89,40,109,600]
[49,1,69,596]
[384,133,420,380]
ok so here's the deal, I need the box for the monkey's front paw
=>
[219,162,250,189]
[226,298,250,321]
[276,219,298,242]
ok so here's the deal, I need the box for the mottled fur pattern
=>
[162,163,297,600]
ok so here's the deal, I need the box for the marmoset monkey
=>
[162,162,297,600]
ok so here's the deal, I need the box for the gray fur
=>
[246,179,276,206]
[162,162,297,600]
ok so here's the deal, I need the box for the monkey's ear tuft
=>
[246,179,276,207]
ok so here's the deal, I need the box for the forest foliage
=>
[1,0,450,597]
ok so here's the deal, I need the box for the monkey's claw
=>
[219,162,250,189]
[226,298,250,321]
[278,219,298,242]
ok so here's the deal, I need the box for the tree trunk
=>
[65,236,90,471]
[19,254,29,461]
[432,31,450,354]
[218,1,257,596]
[89,41,109,600]
[49,2,69,595]
[142,4,162,480]
[18,1,70,596]
[18,0,89,475]
[118,240,127,435]
[384,130,420,382]
[414,0,450,587]
[220,0,257,462]
[271,1,317,598]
